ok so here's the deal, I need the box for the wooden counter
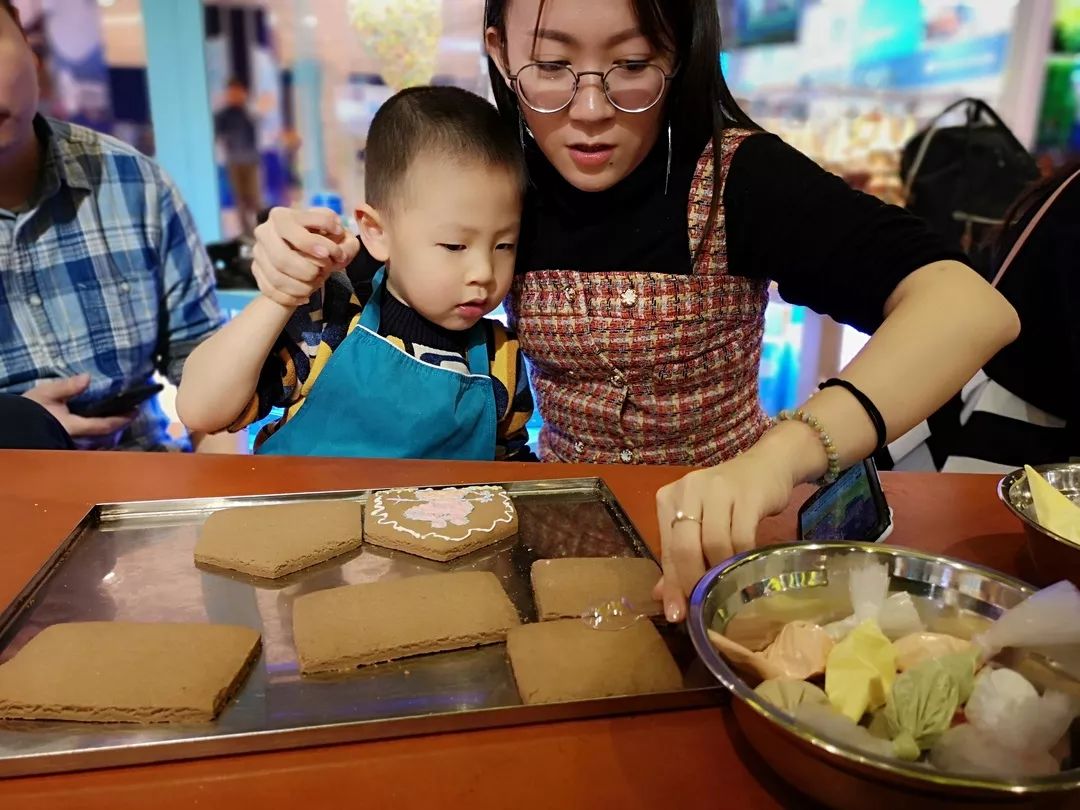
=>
[0,451,1029,809]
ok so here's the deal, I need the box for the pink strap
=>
[991,167,1080,288]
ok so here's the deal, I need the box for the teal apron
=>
[258,268,496,459]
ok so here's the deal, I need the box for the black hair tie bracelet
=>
[818,378,888,455]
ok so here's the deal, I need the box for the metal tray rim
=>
[0,685,720,779]
[93,476,625,521]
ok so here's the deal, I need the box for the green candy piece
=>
[755,678,829,714]
[884,657,963,751]
[891,731,923,761]
[932,649,979,704]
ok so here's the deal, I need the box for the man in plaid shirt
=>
[0,0,224,451]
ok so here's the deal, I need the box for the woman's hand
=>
[649,262,1021,625]
[252,207,360,307]
[652,421,824,622]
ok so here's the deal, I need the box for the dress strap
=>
[358,266,388,331]
[464,322,489,376]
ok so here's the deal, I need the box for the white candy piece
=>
[877,592,924,640]
[1014,690,1080,753]
[823,614,858,642]
[930,724,1060,778]
[850,563,890,622]
[965,668,1080,754]
[975,581,1080,659]
[965,668,1039,736]
[823,563,925,642]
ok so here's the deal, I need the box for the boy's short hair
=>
[365,85,525,211]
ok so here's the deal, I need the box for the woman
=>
[249,0,1018,622]
[935,164,1079,472]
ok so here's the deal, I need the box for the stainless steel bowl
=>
[688,543,1080,810]
[999,464,1080,587]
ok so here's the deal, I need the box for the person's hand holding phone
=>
[797,459,892,543]
[22,374,134,439]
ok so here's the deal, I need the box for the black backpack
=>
[900,98,1039,278]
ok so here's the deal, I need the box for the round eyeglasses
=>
[508,62,674,114]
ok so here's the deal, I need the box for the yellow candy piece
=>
[825,619,897,722]
[1025,465,1080,543]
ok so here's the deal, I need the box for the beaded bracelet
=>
[774,408,841,485]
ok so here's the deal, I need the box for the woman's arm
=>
[654,259,1019,621]
[785,259,1019,480]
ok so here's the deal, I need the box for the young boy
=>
[178,86,534,460]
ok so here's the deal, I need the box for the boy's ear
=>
[484,28,511,86]
[356,204,390,263]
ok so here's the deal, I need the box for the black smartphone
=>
[70,383,164,418]
[797,458,893,543]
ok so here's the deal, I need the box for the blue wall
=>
[142,0,222,243]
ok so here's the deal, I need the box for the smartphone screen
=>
[798,461,889,542]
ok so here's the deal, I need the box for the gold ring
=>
[670,510,702,530]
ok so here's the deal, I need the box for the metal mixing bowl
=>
[999,464,1080,587]
[688,543,1080,810]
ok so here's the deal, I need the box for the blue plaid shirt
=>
[0,117,223,450]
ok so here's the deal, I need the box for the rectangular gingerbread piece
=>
[531,557,663,620]
[195,500,364,579]
[0,622,261,724]
[292,571,521,673]
[363,486,518,562]
[507,619,682,705]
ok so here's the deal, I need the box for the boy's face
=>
[0,8,38,160]
[363,153,522,331]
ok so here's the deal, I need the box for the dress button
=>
[610,370,625,386]
[29,294,42,306]
[119,282,131,293]
[620,289,637,307]
[573,440,585,455]
[620,448,633,464]
[564,285,576,300]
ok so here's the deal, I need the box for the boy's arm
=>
[495,335,538,462]
[176,295,296,434]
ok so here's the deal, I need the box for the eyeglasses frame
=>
[507,61,676,114]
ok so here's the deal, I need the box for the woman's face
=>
[486,0,674,193]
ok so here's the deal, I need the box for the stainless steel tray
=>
[0,477,717,777]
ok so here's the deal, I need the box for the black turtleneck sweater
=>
[516,127,969,336]
[347,128,969,337]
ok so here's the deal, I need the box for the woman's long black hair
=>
[483,0,758,252]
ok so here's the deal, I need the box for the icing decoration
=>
[369,486,515,543]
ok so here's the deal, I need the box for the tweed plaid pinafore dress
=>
[507,130,771,466]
